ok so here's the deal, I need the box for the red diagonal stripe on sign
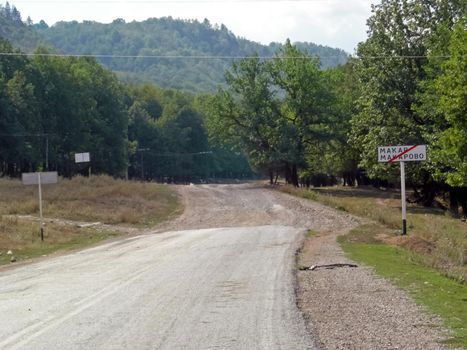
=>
[388,145,418,164]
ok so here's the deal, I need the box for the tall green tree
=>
[270,40,336,186]
[206,55,281,182]
[350,0,465,210]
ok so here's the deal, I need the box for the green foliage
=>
[420,17,467,187]
[0,40,128,177]
[205,42,346,185]
[351,0,431,181]
[32,17,348,92]
[0,2,46,52]
[349,0,466,211]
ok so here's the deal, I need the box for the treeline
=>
[0,38,252,181]
[204,0,466,215]
[34,16,348,92]
[0,2,42,52]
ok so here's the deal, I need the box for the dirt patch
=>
[154,183,358,233]
[378,234,436,255]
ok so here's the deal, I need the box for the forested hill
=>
[0,3,44,52]
[33,18,348,92]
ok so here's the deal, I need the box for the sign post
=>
[22,172,58,241]
[400,161,407,235]
[378,145,427,235]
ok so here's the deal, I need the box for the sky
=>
[5,0,379,53]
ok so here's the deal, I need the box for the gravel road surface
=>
[0,183,451,349]
[0,225,316,350]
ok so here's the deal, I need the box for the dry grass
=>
[277,185,467,282]
[0,175,181,266]
[0,215,120,265]
[0,175,180,226]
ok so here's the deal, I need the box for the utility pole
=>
[45,135,49,171]
[138,148,150,180]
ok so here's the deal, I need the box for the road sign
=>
[22,171,58,185]
[75,152,90,163]
[378,145,427,236]
[378,145,426,163]
[21,172,58,241]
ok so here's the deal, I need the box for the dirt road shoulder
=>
[297,229,451,350]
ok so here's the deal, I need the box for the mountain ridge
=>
[0,5,348,92]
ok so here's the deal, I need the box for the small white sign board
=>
[378,145,426,163]
[75,152,90,163]
[22,172,58,185]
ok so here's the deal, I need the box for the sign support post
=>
[38,173,44,241]
[377,145,427,236]
[400,161,407,235]
[22,171,58,241]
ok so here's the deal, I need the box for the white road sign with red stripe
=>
[378,145,426,163]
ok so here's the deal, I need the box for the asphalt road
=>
[0,225,316,349]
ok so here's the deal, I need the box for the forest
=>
[0,0,465,215]
[0,5,349,92]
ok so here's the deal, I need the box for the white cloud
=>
[7,0,378,52]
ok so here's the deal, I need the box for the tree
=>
[350,0,465,211]
[269,40,336,186]
[206,55,281,182]
[429,18,466,188]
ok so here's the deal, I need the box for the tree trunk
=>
[291,164,299,187]
[449,187,459,217]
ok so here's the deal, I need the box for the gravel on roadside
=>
[297,229,453,350]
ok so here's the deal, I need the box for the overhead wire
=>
[8,0,376,3]
[0,52,454,59]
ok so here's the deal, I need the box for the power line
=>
[0,52,333,59]
[0,133,55,137]
[0,52,454,59]
[9,0,373,3]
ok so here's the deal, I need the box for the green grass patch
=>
[339,235,467,348]
[276,185,466,282]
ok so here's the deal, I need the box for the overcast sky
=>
[6,0,379,53]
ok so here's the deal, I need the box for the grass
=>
[306,229,319,238]
[278,185,467,282]
[0,175,181,266]
[0,175,180,226]
[339,235,467,348]
[0,215,120,265]
[277,184,467,348]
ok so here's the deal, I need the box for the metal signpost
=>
[378,145,427,235]
[22,172,58,241]
[75,152,91,176]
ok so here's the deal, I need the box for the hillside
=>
[34,18,348,92]
[0,4,348,92]
[0,3,44,52]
